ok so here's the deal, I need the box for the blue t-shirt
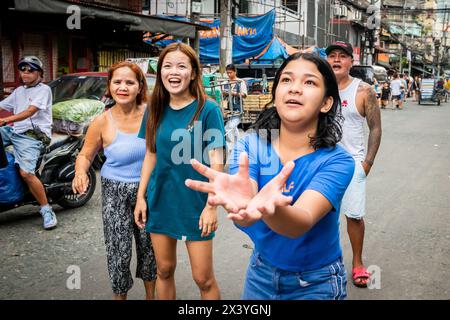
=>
[138,99,225,241]
[229,133,355,272]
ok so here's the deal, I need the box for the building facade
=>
[1,0,160,94]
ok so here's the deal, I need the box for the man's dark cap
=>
[325,41,354,57]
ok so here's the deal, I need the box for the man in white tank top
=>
[326,41,382,288]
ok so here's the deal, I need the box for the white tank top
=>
[338,78,365,162]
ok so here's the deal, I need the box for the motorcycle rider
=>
[0,56,57,230]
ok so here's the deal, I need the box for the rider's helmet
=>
[18,56,44,74]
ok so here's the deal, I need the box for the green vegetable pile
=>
[52,99,105,123]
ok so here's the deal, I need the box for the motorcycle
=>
[0,131,96,213]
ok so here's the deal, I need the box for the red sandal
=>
[352,266,371,288]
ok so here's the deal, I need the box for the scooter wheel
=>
[57,166,96,209]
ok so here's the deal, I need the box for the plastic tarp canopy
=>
[146,10,276,65]
[252,37,289,64]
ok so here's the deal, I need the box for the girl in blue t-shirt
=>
[134,43,225,299]
[186,53,355,300]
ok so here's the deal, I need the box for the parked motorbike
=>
[0,131,96,213]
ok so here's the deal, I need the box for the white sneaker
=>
[40,206,58,230]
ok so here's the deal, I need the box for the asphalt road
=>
[1,98,449,300]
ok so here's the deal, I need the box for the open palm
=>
[228,161,295,224]
[185,152,255,213]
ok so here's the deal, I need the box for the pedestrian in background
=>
[380,81,391,109]
[222,64,247,156]
[222,64,247,113]
[390,73,403,109]
[403,72,412,98]
[411,76,418,102]
[415,76,422,102]
[326,41,382,288]
[401,74,408,103]
[186,52,355,300]
[73,61,157,300]
[373,78,381,108]
[134,42,225,300]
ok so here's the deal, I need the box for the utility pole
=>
[301,0,305,50]
[190,0,201,53]
[441,5,449,75]
[220,0,233,74]
[299,1,302,49]
[444,5,449,50]
[408,48,412,76]
[368,0,381,66]
[399,0,406,74]
[435,38,441,78]
[366,6,375,67]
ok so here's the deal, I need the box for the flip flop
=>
[352,266,371,288]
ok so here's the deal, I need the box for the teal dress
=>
[138,99,225,241]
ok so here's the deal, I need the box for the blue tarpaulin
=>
[199,19,221,64]
[145,10,276,64]
[252,36,289,63]
[231,10,275,63]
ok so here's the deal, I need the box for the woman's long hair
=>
[104,60,148,106]
[145,42,206,152]
[253,52,343,149]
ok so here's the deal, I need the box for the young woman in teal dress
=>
[134,42,225,299]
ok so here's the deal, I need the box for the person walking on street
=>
[326,41,382,288]
[380,82,391,109]
[411,76,418,102]
[134,42,225,300]
[403,72,412,98]
[373,78,381,108]
[415,76,422,102]
[186,52,355,300]
[390,73,403,109]
[0,56,57,230]
[72,61,157,300]
[401,75,408,103]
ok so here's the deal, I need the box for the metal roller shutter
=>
[20,33,52,82]
[1,37,15,84]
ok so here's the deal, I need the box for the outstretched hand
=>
[185,152,255,213]
[228,161,295,225]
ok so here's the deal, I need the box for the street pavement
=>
[1,98,449,300]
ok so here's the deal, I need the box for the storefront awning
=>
[13,0,209,38]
